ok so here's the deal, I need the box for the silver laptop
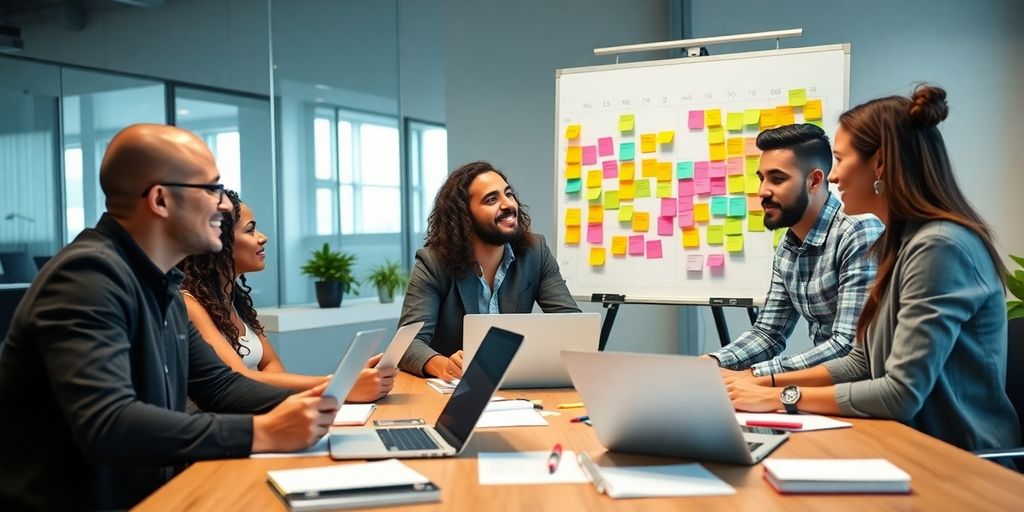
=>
[329,327,524,459]
[374,321,424,369]
[562,350,789,465]
[323,328,389,401]
[463,313,600,388]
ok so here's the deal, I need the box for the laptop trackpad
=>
[330,430,386,452]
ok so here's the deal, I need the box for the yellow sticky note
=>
[726,137,744,156]
[760,109,778,130]
[804,99,823,120]
[603,190,620,209]
[727,174,745,194]
[566,146,582,164]
[656,162,672,182]
[656,181,672,198]
[726,112,744,131]
[744,109,761,125]
[746,174,762,195]
[640,133,657,153]
[725,218,743,235]
[632,211,650,232]
[619,181,635,200]
[748,211,765,232]
[788,88,808,107]
[694,203,710,222]
[708,126,725,144]
[745,156,760,175]
[709,143,726,162]
[682,228,700,248]
[618,205,634,222]
[587,169,603,188]
[706,225,724,245]
[619,161,636,181]
[775,105,795,125]
[619,114,635,132]
[641,159,658,178]
[588,205,603,223]
[658,130,675,144]
[566,163,581,180]
[773,227,787,247]
[611,236,627,255]
[565,208,581,226]
[565,124,581,139]
[585,187,601,201]
[565,226,580,244]
[705,109,722,127]
[589,247,606,266]
[635,179,651,198]
[726,234,744,252]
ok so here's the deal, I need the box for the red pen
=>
[746,419,803,430]
[547,443,563,474]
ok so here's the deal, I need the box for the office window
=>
[408,120,448,236]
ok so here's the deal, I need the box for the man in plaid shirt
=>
[704,124,883,380]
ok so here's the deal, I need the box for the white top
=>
[237,320,264,371]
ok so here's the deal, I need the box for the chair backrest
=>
[0,285,29,342]
[0,252,37,284]
[1007,317,1024,435]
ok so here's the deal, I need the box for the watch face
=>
[781,386,800,404]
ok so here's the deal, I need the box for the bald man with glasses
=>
[0,124,338,510]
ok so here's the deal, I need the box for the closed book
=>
[267,459,441,511]
[762,459,911,494]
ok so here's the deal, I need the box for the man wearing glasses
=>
[0,124,338,510]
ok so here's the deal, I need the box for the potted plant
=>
[301,243,359,308]
[366,260,406,304]
[1007,254,1024,320]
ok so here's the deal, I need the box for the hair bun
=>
[908,85,948,127]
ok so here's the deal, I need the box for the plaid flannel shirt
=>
[710,193,883,376]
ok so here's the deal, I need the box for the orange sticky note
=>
[726,137,744,156]
[709,143,726,162]
[632,211,650,232]
[694,203,710,222]
[611,236,627,255]
[804,99,823,120]
[588,205,603,224]
[619,181,635,200]
[656,162,672,182]
[565,226,580,244]
[775,105,795,125]
[641,159,658,178]
[682,227,700,248]
[760,109,778,130]
[566,146,582,163]
[566,163,581,179]
[619,161,636,181]
[565,208,581,226]
[565,124,581,139]
[587,169,603,188]
[705,109,722,127]
[589,247,606,266]
[744,138,760,156]
[748,196,764,212]
[658,130,675,144]
[640,133,657,153]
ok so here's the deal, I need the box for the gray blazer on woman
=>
[397,235,581,376]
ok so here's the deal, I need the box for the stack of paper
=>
[477,400,548,428]
[762,459,911,494]
[578,453,735,498]
[334,404,376,426]
[267,459,440,510]
[735,412,852,431]
[478,451,590,485]
[426,378,459,394]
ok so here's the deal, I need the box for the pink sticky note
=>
[688,110,704,130]
[744,137,760,155]
[694,161,710,174]
[646,240,663,259]
[581,146,597,165]
[707,254,725,267]
[708,161,726,178]
[658,216,674,236]
[587,224,603,244]
[678,210,695,228]
[660,198,676,217]
[677,195,694,212]
[694,167,710,195]
[628,235,645,255]
[598,137,614,157]
[726,157,744,175]
[710,177,727,195]
[602,160,618,178]
[678,179,695,197]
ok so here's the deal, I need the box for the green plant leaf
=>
[1006,274,1024,302]
[1010,254,1024,269]
[1008,302,1024,321]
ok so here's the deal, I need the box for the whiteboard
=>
[554,44,849,305]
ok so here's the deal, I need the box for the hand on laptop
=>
[251,381,339,453]
[724,374,779,413]
[424,351,464,382]
[346,354,397,403]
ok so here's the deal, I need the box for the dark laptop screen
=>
[434,327,523,450]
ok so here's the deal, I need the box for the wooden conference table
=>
[135,373,1024,511]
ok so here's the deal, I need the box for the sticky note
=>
[628,235,645,255]
[582,146,597,165]
[710,177,727,195]
[587,170,603,188]
[618,114,634,132]
[725,218,743,235]
[707,254,725,268]
[743,109,760,126]
[726,157,744,176]
[619,181,635,200]
[632,211,650,232]
[726,112,744,131]
[759,109,777,130]
[655,182,672,198]
[748,196,763,212]
[727,174,745,194]
[566,146,582,163]
[658,216,674,236]
[640,133,657,153]
[565,124,580,139]
[678,191,695,212]
[728,196,747,217]
[656,162,672,182]
[566,163,581,179]
[658,131,675,144]
[744,138,760,156]
[678,209,695,228]
[618,205,634,222]
[746,174,762,195]
[641,159,658,177]
[676,161,694,179]
[678,180,694,197]
[635,179,651,198]
[727,137,744,156]
[804,99,823,120]
[587,224,603,244]
[706,225,724,245]
[708,126,725,144]
[611,236,627,255]
[565,226,580,244]
[708,161,726,178]
[774,228,787,247]
[776,105,795,125]
[660,198,676,217]
[598,137,614,156]
[694,168,710,195]
[646,240,663,259]
[710,196,728,216]
[565,208,581,226]
[590,247,606,266]
[686,254,703,271]
[694,203,710,222]
[619,142,635,161]
[726,234,744,253]
[565,179,582,194]
[586,185,602,201]
[588,205,603,223]
[705,109,722,127]
[688,110,704,129]
[745,156,760,175]
[708,143,726,162]
[682,228,700,248]
[788,88,808,107]
[808,119,824,129]
[748,211,766,232]
[619,161,635,181]
[603,190,620,210]
[602,160,618,179]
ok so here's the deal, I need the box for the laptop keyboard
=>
[377,427,441,451]
[746,442,763,452]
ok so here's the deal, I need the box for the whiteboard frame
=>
[553,44,851,305]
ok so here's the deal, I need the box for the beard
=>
[169,209,225,256]
[763,182,810,230]
[473,209,524,246]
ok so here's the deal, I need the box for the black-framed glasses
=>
[141,182,226,204]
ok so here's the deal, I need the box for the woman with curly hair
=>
[179,190,395,402]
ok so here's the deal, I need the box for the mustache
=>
[496,209,518,222]
[762,200,780,209]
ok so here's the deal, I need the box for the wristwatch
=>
[780,385,801,414]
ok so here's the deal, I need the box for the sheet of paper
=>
[585,187,601,201]
[678,179,694,197]
[334,404,375,426]
[641,158,657,178]
[745,156,760,175]
[724,218,743,235]
[735,412,853,431]
[267,459,431,491]
[677,195,693,213]
[660,198,675,217]
[759,109,778,130]
[678,210,694,228]
[748,211,766,232]
[478,451,589,485]
[710,196,727,216]
[586,169,602,189]
[746,174,762,195]
[776,105,796,125]
[597,136,614,156]
[591,462,736,498]
[619,180,635,200]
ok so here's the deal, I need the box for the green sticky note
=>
[618,205,634,222]
[586,187,602,201]
[603,190,620,209]
[656,181,672,198]
[727,174,745,194]
[725,218,743,235]
[773,227,787,247]
[726,233,744,252]
[807,120,824,129]
[748,211,765,232]
[728,196,747,218]
[619,142,635,161]
[635,179,652,198]
[745,174,762,195]
[726,112,744,131]
[788,88,808,106]
[565,178,582,194]
[706,225,724,245]
[710,196,728,216]
[745,156,760,175]
[676,161,694,179]
[743,109,760,125]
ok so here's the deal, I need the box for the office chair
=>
[973,317,1024,468]
[0,252,37,284]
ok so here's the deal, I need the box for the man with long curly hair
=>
[398,161,580,381]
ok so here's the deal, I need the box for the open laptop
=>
[562,350,789,465]
[463,313,600,388]
[323,328,389,401]
[374,321,424,369]
[329,327,524,459]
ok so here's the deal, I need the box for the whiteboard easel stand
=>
[588,29,803,351]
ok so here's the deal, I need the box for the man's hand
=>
[424,351,464,382]
[719,367,757,382]
[252,381,338,453]
[346,353,397,403]
[724,374,779,412]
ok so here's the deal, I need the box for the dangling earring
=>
[873,179,885,196]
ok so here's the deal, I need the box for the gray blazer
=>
[398,235,581,376]
[824,221,1020,451]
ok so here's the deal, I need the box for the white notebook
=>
[577,453,735,498]
[333,404,376,426]
[267,459,439,510]
[762,459,911,494]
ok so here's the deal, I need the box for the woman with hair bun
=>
[725,85,1020,455]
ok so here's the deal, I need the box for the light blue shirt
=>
[476,243,516,314]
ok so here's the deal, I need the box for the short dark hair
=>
[755,123,832,178]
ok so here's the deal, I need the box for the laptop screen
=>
[434,327,523,450]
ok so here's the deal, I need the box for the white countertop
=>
[257,296,403,332]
